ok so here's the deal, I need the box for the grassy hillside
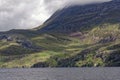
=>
[0,23,120,68]
[0,0,120,68]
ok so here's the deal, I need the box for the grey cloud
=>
[0,0,43,31]
[0,0,111,31]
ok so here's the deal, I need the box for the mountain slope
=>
[0,0,120,68]
[39,0,120,33]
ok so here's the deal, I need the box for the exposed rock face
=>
[0,35,13,41]
[70,32,85,39]
[0,34,40,50]
[16,39,42,51]
[99,36,116,43]
[16,40,32,48]
[0,35,6,40]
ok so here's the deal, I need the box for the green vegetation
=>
[0,0,120,68]
[0,23,120,68]
[0,51,59,68]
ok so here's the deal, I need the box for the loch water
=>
[0,68,120,80]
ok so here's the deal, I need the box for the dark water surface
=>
[0,68,120,80]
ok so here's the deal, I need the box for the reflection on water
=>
[0,68,120,80]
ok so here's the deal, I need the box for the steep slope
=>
[38,0,120,33]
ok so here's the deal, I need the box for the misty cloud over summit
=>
[0,0,111,31]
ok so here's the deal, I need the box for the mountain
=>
[38,0,120,33]
[0,0,120,68]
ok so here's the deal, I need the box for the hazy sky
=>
[0,0,111,31]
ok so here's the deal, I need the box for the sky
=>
[0,0,111,31]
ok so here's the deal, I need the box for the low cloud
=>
[0,0,111,31]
